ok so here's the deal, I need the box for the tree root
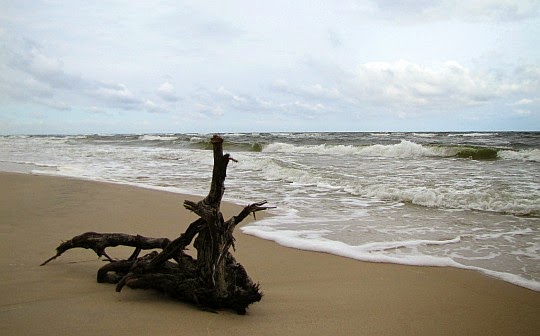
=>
[41,135,271,314]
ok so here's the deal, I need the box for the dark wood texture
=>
[42,135,273,314]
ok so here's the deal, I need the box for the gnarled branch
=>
[41,135,271,314]
[41,232,170,266]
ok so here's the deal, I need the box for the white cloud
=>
[513,109,531,116]
[143,99,159,112]
[345,60,529,108]
[269,59,540,127]
[94,84,139,106]
[512,98,534,106]
[158,81,174,94]
[1,34,156,112]
[157,81,178,102]
[31,96,70,111]
[1,1,538,132]
[96,84,133,100]
[16,42,87,92]
[217,86,247,103]
[273,81,343,101]
[290,101,326,112]
[446,0,540,22]
[509,97,539,116]
[372,0,540,22]
[194,102,224,117]
[87,106,107,114]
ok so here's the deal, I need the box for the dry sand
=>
[1,172,539,335]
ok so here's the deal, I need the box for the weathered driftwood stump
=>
[41,135,272,314]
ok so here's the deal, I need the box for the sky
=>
[1,0,539,134]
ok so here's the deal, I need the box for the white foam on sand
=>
[241,220,540,292]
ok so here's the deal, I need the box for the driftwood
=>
[41,135,273,314]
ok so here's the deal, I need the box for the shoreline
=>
[14,165,538,292]
[1,172,539,335]
[241,224,540,292]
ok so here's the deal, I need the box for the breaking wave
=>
[139,134,179,141]
[262,141,503,160]
[498,149,540,162]
[238,155,540,216]
[241,224,540,291]
[2,132,539,291]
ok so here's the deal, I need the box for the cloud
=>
[194,20,244,40]
[512,98,534,106]
[273,81,343,101]
[184,86,253,119]
[343,60,535,108]
[6,38,86,92]
[372,0,540,22]
[217,86,248,104]
[1,34,157,113]
[0,38,74,111]
[95,84,138,106]
[157,81,179,102]
[509,97,539,116]
[1,1,538,132]
[86,106,108,114]
[270,59,540,125]
[327,29,344,49]
[447,0,540,22]
[193,102,224,117]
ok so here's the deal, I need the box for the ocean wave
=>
[189,136,206,143]
[448,133,498,137]
[474,228,533,240]
[412,133,437,138]
[139,134,179,141]
[355,184,540,216]
[356,237,462,252]
[237,154,539,216]
[498,149,540,162]
[263,141,451,157]
[262,141,502,160]
[454,147,498,160]
[3,133,539,291]
[239,156,315,184]
[241,223,540,291]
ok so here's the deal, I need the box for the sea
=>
[1,132,539,291]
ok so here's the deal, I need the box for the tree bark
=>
[41,135,273,314]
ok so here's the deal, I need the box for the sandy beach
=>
[1,172,539,335]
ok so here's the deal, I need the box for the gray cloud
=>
[372,0,540,22]
[268,59,540,123]
[5,38,85,92]
[0,1,538,133]
[0,34,165,113]
[157,81,179,102]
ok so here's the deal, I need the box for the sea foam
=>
[263,140,453,158]
[241,221,540,292]
[2,132,538,292]
[139,134,179,141]
[498,149,540,162]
